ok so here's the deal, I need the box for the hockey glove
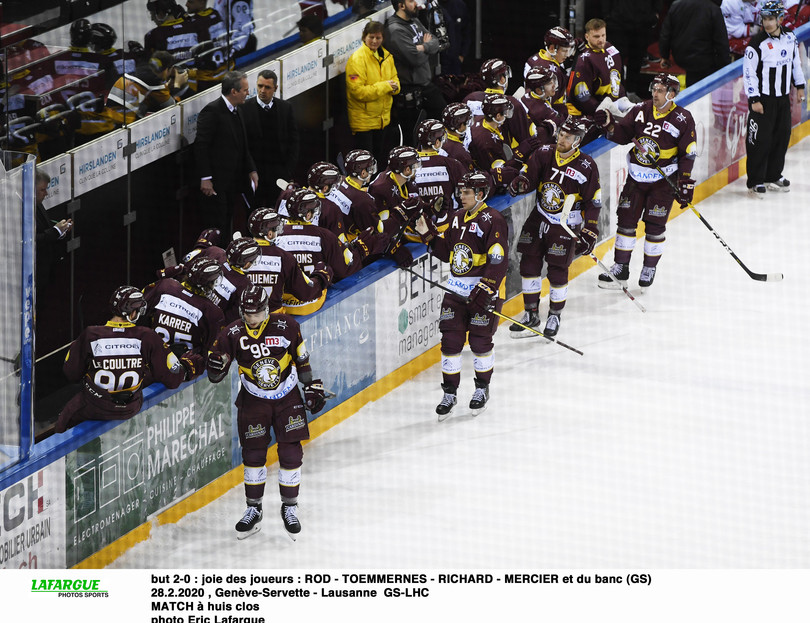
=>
[179,353,205,381]
[514,136,542,162]
[575,227,598,256]
[593,109,611,128]
[303,379,327,414]
[207,351,230,374]
[157,264,185,280]
[391,244,414,268]
[431,196,444,213]
[310,261,334,289]
[467,281,497,314]
[676,175,696,208]
[392,195,424,226]
[414,214,440,245]
[508,173,532,197]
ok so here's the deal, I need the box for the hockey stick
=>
[403,266,584,356]
[558,194,646,312]
[631,138,783,282]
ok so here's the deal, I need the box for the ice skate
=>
[235,504,262,539]
[281,503,301,541]
[436,383,457,422]
[468,379,489,416]
[765,177,790,192]
[748,184,766,199]
[598,262,629,289]
[639,266,657,289]
[543,313,561,337]
[509,308,542,338]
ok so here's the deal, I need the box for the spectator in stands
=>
[297,14,324,43]
[241,69,299,210]
[722,0,761,58]
[345,20,400,166]
[659,0,731,87]
[603,0,662,98]
[385,0,446,145]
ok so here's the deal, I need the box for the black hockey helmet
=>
[416,118,446,150]
[525,66,556,93]
[457,171,492,201]
[286,187,321,222]
[110,285,147,321]
[239,284,269,320]
[147,0,183,19]
[650,73,680,95]
[387,146,421,177]
[226,237,261,268]
[307,161,340,192]
[480,58,512,89]
[248,208,281,238]
[186,256,222,291]
[441,102,472,133]
[89,23,117,52]
[481,92,514,120]
[70,19,92,48]
[344,149,377,180]
[544,26,574,51]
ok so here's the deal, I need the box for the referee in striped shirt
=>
[743,0,805,198]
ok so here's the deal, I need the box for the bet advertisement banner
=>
[64,379,232,567]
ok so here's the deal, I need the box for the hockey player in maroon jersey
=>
[274,163,347,244]
[521,66,566,145]
[207,285,326,539]
[508,117,602,338]
[441,102,475,172]
[327,149,413,267]
[598,73,697,290]
[566,18,631,143]
[245,208,331,312]
[209,236,261,323]
[413,118,468,230]
[369,145,423,230]
[469,93,534,191]
[55,286,204,433]
[143,256,227,358]
[525,26,575,120]
[413,172,509,420]
[463,58,532,148]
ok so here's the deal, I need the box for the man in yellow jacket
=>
[345,20,400,167]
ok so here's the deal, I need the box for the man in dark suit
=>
[240,69,300,209]
[195,71,259,238]
[35,169,72,291]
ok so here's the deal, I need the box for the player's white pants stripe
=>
[473,350,494,373]
[522,276,543,295]
[549,284,568,304]
[644,239,665,257]
[279,467,301,488]
[616,232,637,252]
[244,466,267,485]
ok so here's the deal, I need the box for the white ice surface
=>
[110,139,810,570]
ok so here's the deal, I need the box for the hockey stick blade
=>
[630,138,783,284]
[276,178,290,191]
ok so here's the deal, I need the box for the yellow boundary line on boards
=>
[78,119,810,569]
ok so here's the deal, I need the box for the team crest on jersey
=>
[634,136,660,164]
[251,358,281,389]
[539,182,565,213]
[451,243,475,274]
[648,204,668,218]
[548,243,567,257]
[470,312,490,326]
[439,306,455,321]
[245,424,266,439]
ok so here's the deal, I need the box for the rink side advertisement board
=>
[326,20,365,77]
[127,108,181,172]
[299,285,377,412]
[0,461,66,569]
[279,39,328,99]
[70,130,127,197]
[63,380,232,567]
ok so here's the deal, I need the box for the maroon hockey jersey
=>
[246,239,323,311]
[520,91,565,145]
[142,277,226,355]
[524,50,569,119]
[609,100,697,183]
[209,261,254,323]
[567,42,625,116]
[463,88,531,147]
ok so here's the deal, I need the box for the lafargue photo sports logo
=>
[31,578,108,598]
